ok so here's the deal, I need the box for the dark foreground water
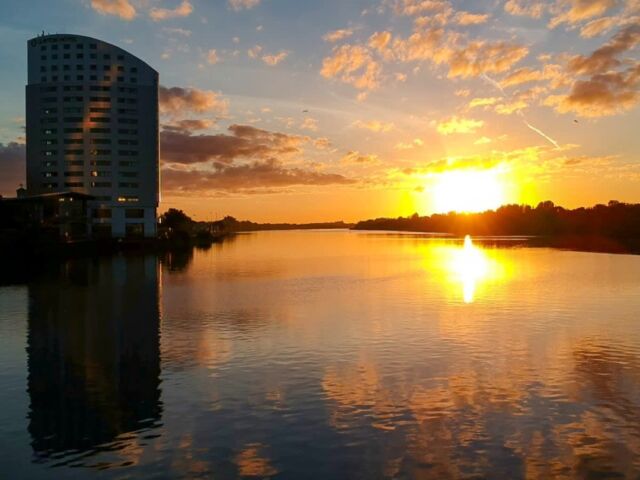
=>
[1,230,640,479]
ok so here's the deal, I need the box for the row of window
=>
[40,64,137,73]
[42,139,139,145]
[43,149,139,155]
[42,160,138,167]
[40,75,138,83]
[42,108,138,115]
[40,86,138,93]
[40,43,112,52]
[41,128,139,135]
[42,171,139,178]
[43,96,138,103]
[40,181,140,188]
[93,208,145,219]
[40,117,139,125]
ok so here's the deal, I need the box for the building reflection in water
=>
[26,255,162,462]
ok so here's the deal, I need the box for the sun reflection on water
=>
[451,235,490,303]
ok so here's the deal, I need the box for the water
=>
[1,230,639,479]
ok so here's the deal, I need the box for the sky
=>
[0,0,639,222]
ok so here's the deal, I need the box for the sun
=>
[430,167,506,214]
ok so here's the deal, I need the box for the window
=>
[118,118,138,125]
[90,127,111,133]
[131,67,137,73]
[42,160,57,167]
[90,96,111,102]
[103,75,111,81]
[52,54,58,60]
[90,170,111,177]
[64,171,84,176]
[90,107,110,113]
[118,139,138,146]
[77,43,83,50]
[103,65,110,71]
[130,78,137,83]
[90,75,97,81]
[63,44,70,50]
[42,182,58,189]
[64,75,70,81]
[91,149,111,155]
[41,55,46,61]
[63,54,70,60]
[42,171,58,177]
[64,149,83,155]
[76,64,83,70]
[90,181,112,188]
[90,138,111,144]
[118,150,138,156]
[125,224,144,238]
[125,209,145,219]
[65,182,84,187]
[90,117,110,123]
[63,107,82,114]
[119,182,139,188]
[63,96,83,102]
[117,76,124,82]
[90,64,97,70]
[63,117,83,122]
[93,208,112,219]
[90,85,110,91]
[117,195,139,202]
[90,43,97,49]
[51,65,58,71]
[90,160,111,166]
[52,75,58,81]
[64,128,83,133]
[64,139,83,144]
[119,161,137,167]
[40,45,47,51]
[103,54,111,60]
[52,45,58,50]
[117,65,124,72]
[43,107,57,114]
[43,97,57,102]
[43,139,58,145]
[63,85,83,91]
[77,75,84,81]
[118,108,137,115]
[42,128,57,135]
[76,53,83,59]
[66,160,84,166]
[120,171,138,177]
[63,64,70,71]
[44,150,57,156]
[117,54,124,61]
[40,66,46,72]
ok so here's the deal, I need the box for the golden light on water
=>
[431,168,507,214]
[450,235,490,303]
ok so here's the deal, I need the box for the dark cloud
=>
[159,86,228,115]
[0,142,25,197]
[568,24,640,75]
[160,125,306,165]
[162,118,215,133]
[162,158,354,194]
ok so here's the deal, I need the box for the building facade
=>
[26,34,159,238]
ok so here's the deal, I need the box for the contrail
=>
[481,74,560,149]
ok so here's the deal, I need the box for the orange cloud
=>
[549,0,618,28]
[149,0,193,21]
[437,116,484,135]
[261,51,288,66]
[159,86,229,115]
[468,97,500,108]
[90,0,136,20]
[323,28,355,43]
[206,49,220,65]
[352,120,395,132]
[504,0,546,18]
[228,0,260,11]
[320,44,381,90]
[453,11,490,25]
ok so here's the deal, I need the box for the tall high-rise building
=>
[26,34,159,238]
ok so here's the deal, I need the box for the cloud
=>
[503,0,546,18]
[323,28,355,43]
[437,116,484,134]
[455,88,471,97]
[90,0,136,20]
[468,96,500,108]
[321,44,381,90]
[162,119,216,133]
[352,120,395,132]
[453,11,490,25]
[160,124,307,165]
[580,16,618,37]
[340,151,379,164]
[474,136,492,145]
[163,27,192,36]
[550,0,619,28]
[248,45,263,59]
[162,158,353,194]
[206,49,220,65]
[568,24,640,75]
[544,66,640,117]
[499,67,543,87]
[149,0,193,21]
[262,51,288,66]
[228,0,261,11]
[395,138,424,149]
[368,31,393,52]
[0,142,26,196]
[393,0,450,16]
[495,99,528,114]
[545,24,640,117]
[300,118,319,131]
[159,86,229,115]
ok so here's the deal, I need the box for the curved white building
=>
[26,34,159,238]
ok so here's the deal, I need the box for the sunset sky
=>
[0,0,639,222]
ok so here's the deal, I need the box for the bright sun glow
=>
[431,168,506,213]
